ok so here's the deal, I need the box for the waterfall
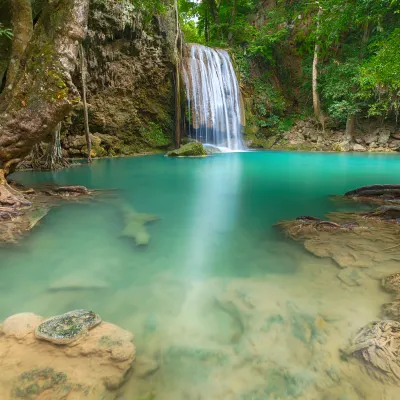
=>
[183,44,245,151]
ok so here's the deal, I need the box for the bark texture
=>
[4,0,33,93]
[79,43,92,162]
[312,7,325,130]
[0,0,89,175]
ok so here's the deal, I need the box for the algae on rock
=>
[167,142,207,157]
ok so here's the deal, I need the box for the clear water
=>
[2,151,400,399]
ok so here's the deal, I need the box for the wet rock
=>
[167,142,207,157]
[0,312,135,399]
[277,211,400,269]
[35,310,102,344]
[345,184,400,199]
[381,301,400,322]
[1,313,43,340]
[382,272,400,294]
[342,320,400,382]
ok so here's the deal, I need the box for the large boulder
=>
[377,128,392,145]
[167,142,207,157]
[0,312,136,399]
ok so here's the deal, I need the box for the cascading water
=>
[183,44,245,151]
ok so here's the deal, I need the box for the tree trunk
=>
[79,43,92,163]
[41,123,70,170]
[173,0,181,148]
[0,0,89,207]
[312,6,325,130]
[4,0,33,95]
[0,0,89,177]
[345,114,356,142]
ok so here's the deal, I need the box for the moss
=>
[14,368,68,399]
[167,142,207,157]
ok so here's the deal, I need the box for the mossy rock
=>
[35,310,102,345]
[167,142,207,157]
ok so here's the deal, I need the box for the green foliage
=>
[320,58,362,122]
[178,0,400,125]
[140,122,171,147]
[359,29,400,119]
[0,23,12,39]
[247,11,288,62]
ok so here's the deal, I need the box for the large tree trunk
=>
[345,114,356,142]
[4,0,33,95]
[0,0,89,177]
[0,0,89,207]
[312,7,325,130]
[79,43,92,163]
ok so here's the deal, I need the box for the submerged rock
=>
[35,310,102,344]
[0,312,135,399]
[2,313,43,340]
[382,273,400,294]
[277,211,400,269]
[121,213,159,246]
[381,301,400,322]
[167,142,207,157]
[342,320,400,382]
[49,273,109,292]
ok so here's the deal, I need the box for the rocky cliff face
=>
[64,0,177,158]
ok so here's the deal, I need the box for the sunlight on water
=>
[2,151,400,399]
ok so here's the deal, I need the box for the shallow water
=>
[3,151,400,399]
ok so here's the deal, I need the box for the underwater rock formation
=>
[35,310,102,345]
[118,202,159,246]
[342,320,400,382]
[167,142,207,157]
[382,273,400,294]
[0,184,96,245]
[0,312,135,398]
[277,208,400,269]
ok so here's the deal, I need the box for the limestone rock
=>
[343,320,400,382]
[35,310,102,344]
[392,131,400,140]
[167,142,207,157]
[382,272,400,294]
[49,273,109,292]
[353,143,366,152]
[1,313,43,340]
[376,128,392,145]
[0,312,135,399]
[338,141,352,152]
[381,301,400,322]
[364,132,378,145]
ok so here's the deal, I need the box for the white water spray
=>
[183,44,245,151]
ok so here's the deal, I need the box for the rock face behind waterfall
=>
[64,0,177,158]
[182,44,245,151]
